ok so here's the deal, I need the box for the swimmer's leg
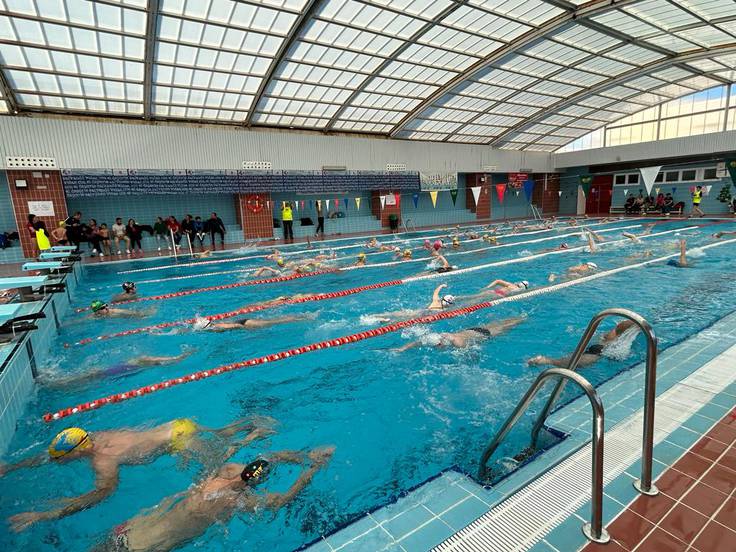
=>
[483,316,526,337]
[130,349,194,366]
[527,353,600,368]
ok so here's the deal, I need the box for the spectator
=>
[655,193,665,213]
[181,214,194,247]
[315,201,324,236]
[86,219,103,257]
[281,202,294,241]
[624,195,637,214]
[126,218,143,255]
[153,216,170,251]
[26,214,39,255]
[50,221,67,245]
[662,194,675,216]
[166,216,182,248]
[64,211,84,249]
[112,217,130,255]
[98,223,111,256]
[206,212,226,248]
[193,216,206,249]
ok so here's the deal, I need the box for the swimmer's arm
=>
[392,340,420,353]
[0,453,47,476]
[586,233,596,252]
[485,279,511,289]
[261,448,333,511]
[266,450,306,465]
[429,283,447,307]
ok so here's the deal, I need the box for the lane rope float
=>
[45,236,736,422]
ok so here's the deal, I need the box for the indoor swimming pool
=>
[2,217,736,552]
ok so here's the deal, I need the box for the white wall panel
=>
[554,129,736,168]
[0,116,552,173]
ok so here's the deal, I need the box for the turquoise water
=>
[2,218,736,551]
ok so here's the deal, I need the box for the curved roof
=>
[0,0,735,150]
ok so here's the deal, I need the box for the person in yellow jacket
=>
[281,202,294,241]
[35,222,51,251]
[690,185,705,218]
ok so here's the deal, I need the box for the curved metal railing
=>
[477,367,610,544]
[530,308,659,496]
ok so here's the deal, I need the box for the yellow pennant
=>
[429,191,438,208]
[355,197,361,209]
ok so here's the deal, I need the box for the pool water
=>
[2,218,736,551]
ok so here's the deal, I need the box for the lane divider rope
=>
[45,236,736,422]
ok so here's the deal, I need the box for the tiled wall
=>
[7,170,68,258]
[465,174,492,219]
[237,193,274,239]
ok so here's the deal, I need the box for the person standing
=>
[63,211,83,250]
[315,200,324,236]
[126,219,143,255]
[206,212,226,248]
[282,202,294,241]
[690,185,705,218]
[111,217,130,255]
[50,221,67,245]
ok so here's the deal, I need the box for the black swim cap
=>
[241,459,270,486]
[122,281,136,292]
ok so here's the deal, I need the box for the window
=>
[681,170,696,181]
[615,174,626,185]
[628,174,639,184]
[703,168,718,180]
[655,173,664,183]
[665,171,679,182]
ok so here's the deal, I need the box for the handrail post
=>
[186,232,194,257]
[530,308,659,496]
[170,229,178,260]
[478,368,609,544]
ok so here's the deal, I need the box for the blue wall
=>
[489,174,536,220]
[0,173,24,264]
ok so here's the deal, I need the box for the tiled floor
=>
[581,407,736,552]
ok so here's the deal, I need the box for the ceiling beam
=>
[245,0,322,126]
[0,68,18,113]
[491,42,736,147]
[143,0,160,120]
[388,0,646,138]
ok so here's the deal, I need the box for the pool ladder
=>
[530,203,542,220]
[478,308,659,544]
[402,218,417,233]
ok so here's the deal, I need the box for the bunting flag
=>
[522,179,535,202]
[623,189,628,196]
[344,198,349,209]
[558,190,562,197]
[671,187,677,194]
[266,201,270,209]
[315,199,320,209]
[300,200,305,209]
[429,191,438,208]
[412,193,419,208]
[450,189,458,205]
[495,183,506,204]
[655,187,660,195]
[294,201,298,211]
[379,195,386,209]
[704,185,712,196]
[355,197,361,210]
[470,186,481,206]
[639,166,661,195]
[579,175,592,195]
[515,190,520,197]
[726,159,736,186]
[326,199,331,210]
[394,192,401,205]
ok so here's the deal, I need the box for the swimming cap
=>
[560,243,569,249]
[241,459,270,486]
[441,294,455,306]
[193,317,212,330]
[358,252,366,259]
[519,281,529,289]
[424,240,430,247]
[90,300,107,313]
[433,240,442,251]
[277,259,285,267]
[58,220,66,227]
[122,281,135,292]
[49,428,91,459]
[586,262,598,269]
[403,249,412,257]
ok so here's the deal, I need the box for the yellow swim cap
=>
[358,252,366,259]
[49,427,91,459]
[277,259,285,267]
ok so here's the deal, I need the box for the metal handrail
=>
[530,308,659,496]
[170,229,178,260]
[478,368,610,544]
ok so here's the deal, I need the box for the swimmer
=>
[394,316,525,352]
[586,232,597,253]
[193,249,212,258]
[94,446,334,552]
[475,279,529,299]
[366,237,379,248]
[587,229,605,243]
[4,418,274,531]
[372,283,456,322]
[378,244,399,253]
[430,254,453,274]
[482,235,498,244]
[528,320,638,368]
[111,281,137,303]
[623,223,656,243]
[265,249,281,260]
[452,237,461,249]
[197,313,314,332]
[88,300,154,319]
[713,231,736,239]
[667,239,690,268]
[541,242,569,253]
[313,251,337,261]
[548,261,597,283]
[394,248,413,260]
[354,252,367,266]
[40,349,194,389]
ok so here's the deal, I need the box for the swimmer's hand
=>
[9,511,52,532]
[308,446,335,466]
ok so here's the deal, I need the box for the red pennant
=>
[394,193,401,205]
[495,183,507,204]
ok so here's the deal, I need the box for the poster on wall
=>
[28,200,55,216]
[385,194,397,206]
[419,172,458,191]
[507,173,529,189]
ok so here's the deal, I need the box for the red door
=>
[586,175,613,215]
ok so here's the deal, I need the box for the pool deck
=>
[302,311,736,552]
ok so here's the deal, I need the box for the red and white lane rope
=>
[44,237,736,422]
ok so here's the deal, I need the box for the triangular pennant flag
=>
[515,190,520,196]
[266,201,270,209]
[355,197,361,210]
[671,187,677,194]
[335,198,339,208]
[495,183,506,204]
[412,193,419,208]
[326,199,331,209]
[704,185,712,196]
[655,187,660,195]
[300,200,305,209]
[470,186,481,206]
[281,201,286,209]
[394,193,401,205]
[579,175,592,195]
[379,195,386,209]
[726,159,736,186]
[294,201,298,211]
[343,198,349,209]
[522,179,534,202]
[450,189,458,205]
[639,166,661,195]
[558,190,562,197]
[429,191,438,208]
[623,189,628,196]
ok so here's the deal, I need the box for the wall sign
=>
[419,172,458,191]
[508,173,529,189]
[28,200,55,216]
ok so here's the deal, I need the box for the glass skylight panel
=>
[454,81,515,100]
[446,135,490,143]
[287,42,383,73]
[578,94,616,108]
[477,68,538,89]
[558,105,594,117]
[442,5,530,42]
[525,143,559,151]
[625,75,667,91]
[590,11,660,38]
[522,40,589,66]
[350,93,421,111]
[486,103,541,117]
[331,120,394,132]
[422,106,477,122]
[500,55,561,78]
[396,130,447,141]
[364,77,436,97]
[600,85,640,101]
[534,135,572,145]
[418,26,501,57]
[510,91,558,107]
[677,26,734,48]
[678,76,722,91]
[537,114,573,126]
[650,67,695,82]
[624,0,700,31]
[527,80,582,97]
[277,61,366,88]
[686,58,730,72]
[653,82,696,98]
[303,19,403,56]
[549,25,621,54]
[320,0,425,40]
[369,0,456,20]
[605,44,664,66]
[408,119,463,133]
[644,34,700,53]
[337,106,405,123]
[397,44,476,72]
[474,113,523,126]
[525,123,557,134]
[553,68,607,86]
[548,126,587,138]
[575,57,635,77]
[460,124,506,135]
[469,0,564,26]
[680,0,736,20]
[571,117,606,129]
[506,132,541,143]
[252,112,330,127]
[258,96,339,118]
[264,79,353,104]
[379,61,455,85]
[498,142,526,150]
[603,100,651,115]
[438,94,496,112]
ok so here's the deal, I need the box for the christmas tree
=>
[717,184,732,204]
